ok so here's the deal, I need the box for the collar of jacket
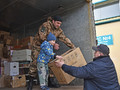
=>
[48,41,53,48]
[93,55,109,61]
[44,40,53,47]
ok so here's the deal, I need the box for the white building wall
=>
[94,2,120,20]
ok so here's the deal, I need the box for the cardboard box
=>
[6,39,11,45]
[0,59,4,75]
[12,49,31,55]
[0,44,3,47]
[21,45,32,49]
[0,67,4,75]
[4,75,11,87]
[0,75,26,88]
[3,35,17,45]
[6,36,16,45]
[4,62,19,76]
[0,75,5,88]
[0,75,11,88]
[12,49,32,61]
[0,48,3,57]
[13,45,23,50]
[19,36,33,46]
[0,44,3,57]
[11,75,26,88]
[12,55,32,61]
[0,31,10,36]
[0,57,10,63]
[48,47,87,84]
[2,46,9,58]
[13,36,33,49]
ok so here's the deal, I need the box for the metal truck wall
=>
[11,1,96,85]
[57,1,96,85]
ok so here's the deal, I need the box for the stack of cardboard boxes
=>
[0,31,14,88]
[0,30,34,88]
[0,30,87,87]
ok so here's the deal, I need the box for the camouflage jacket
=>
[32,17,75,61]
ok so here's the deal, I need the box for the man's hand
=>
[55,60,64,68]
[72,46,76,49]
[56,55,63,60]
[54,43,59,50]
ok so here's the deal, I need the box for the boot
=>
[27,76,33,90]
[48,77,61,88]
[41,86,50,90]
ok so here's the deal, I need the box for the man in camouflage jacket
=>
[27,16,75,90]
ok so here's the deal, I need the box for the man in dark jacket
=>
[55,44,120,90]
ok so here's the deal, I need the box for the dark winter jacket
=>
[62,56,120,90]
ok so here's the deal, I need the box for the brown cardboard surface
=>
[4,36,16,45]
[0,44,3,57]
[48,47,87,84]
[5,39,11,45]
[0,31,10,36]
[0,48,3,57]
[0,67,4,75]
[11,75,26,88]
[2,46,9,58]
[0,75,11,88]
[0,44,3,48]
[19,36,33,46]
[0,57,10,62]
[0,75,5,88]
[4,75,11,87]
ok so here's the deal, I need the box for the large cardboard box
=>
[12,49,31,55]
[48,47,87,84]
[0,75,26,88]
[4,62,19,76]
[12,55,32,61]
[11,49,32,61]
[11,75,26,88]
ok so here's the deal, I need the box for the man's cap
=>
[92,44,110,55]
[52,16,62,22]
[47,32,56,41]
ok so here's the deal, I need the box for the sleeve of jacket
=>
[38,22,50,42]
[42,42,55,59]
[58,30,75,49]
[62,63,95,79]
